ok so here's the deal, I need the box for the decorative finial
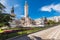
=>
[25,1,28,5]
[25,1,27,3]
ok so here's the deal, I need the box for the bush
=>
[0,23,4,27]
[47,20,56,25]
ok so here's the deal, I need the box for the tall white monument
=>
[24,1,28,18]
[20,1,35,27]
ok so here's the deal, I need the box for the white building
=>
[35,18,43,25]
[47,16,60,22]
[35,18,45,27]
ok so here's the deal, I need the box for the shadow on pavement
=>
[7,35,42,40]
[7,35,57,40]
[28,35,42,40]
[32,36,42,40]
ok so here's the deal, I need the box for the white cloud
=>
[14,4,19,8]
[20,15,24,17]
[40,4,60,12]
[52,4,60,12]
[41,6,51,12]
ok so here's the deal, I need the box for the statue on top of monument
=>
[11,6,15,17]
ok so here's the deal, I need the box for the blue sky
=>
[0,0,60,19]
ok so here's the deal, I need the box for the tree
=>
[47,20,56,25]
[0,3,11,27]
[0,3,5,13]
[44,17,48,24]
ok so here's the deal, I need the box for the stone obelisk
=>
[24,1,28,18]
[24,1,29,27]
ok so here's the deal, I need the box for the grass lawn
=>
[0,27,46,40]
[0,29,4,33]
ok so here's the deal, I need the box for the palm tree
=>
[0,3,5,13]
[0,3,11,27]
